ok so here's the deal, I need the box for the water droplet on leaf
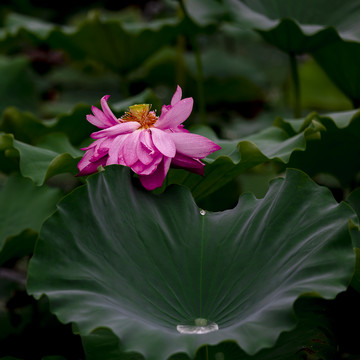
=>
[200,210,206,216]
[176,319,218,334]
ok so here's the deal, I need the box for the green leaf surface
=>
[0,174,61,263]
[28,166,355,359]
[344,189,360,292]
[82,297,337,360]
[192,297,337,360]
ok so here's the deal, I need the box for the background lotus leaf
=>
[0,56,39,114]
[186,0,360,105]
[0,12,181,76]
[166,114,324,201]
[278,109,360,187]
[0,174,61,264]
[0,133,81,186]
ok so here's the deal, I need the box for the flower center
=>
[121,104,158,129]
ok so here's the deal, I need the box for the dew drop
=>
[200,209,206,216]
[176,319,218,334]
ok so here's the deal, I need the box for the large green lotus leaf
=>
[278,109,360,187]
[0,133,82,185]
[0,174,61,264]
[81,297,337,360]
[0,12,181,75]
[166,117,324,201]
[27,166,355,359]
[344,189,360,293]
[191,297,337,360]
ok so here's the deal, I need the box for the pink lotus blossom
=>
[77,86,221,190]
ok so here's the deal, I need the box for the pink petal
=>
[171,153,205,176]
[91,122,140,139]
[81,142,97,151]
[137,131,156,165]
[107,134,129,165]
[140,129,155,151]
[160,104,171,116]
[77,150,107,176]
[171,85,182,106]
[101,95,118,125]
[121,130,142,167]
[150,128,176,158]
[139,157,171,190]
[91,106,115,128]
[131,154,163,175]
[155,97,193,130]
[86,114,108,129]
[78,149,93,171]
[90,137,112,161]
[170,132,221,158]
[173,124,189,133]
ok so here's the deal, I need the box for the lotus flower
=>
[77,86,221,190]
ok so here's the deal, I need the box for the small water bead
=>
[200,209,206,216]
[176,318,219,334]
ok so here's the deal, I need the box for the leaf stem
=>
[199,212,205,317]
[352,98,360,109]
[176,35,186,88]
[178,0,206,125]
[191,36,206,125]
[289,52,301,118]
